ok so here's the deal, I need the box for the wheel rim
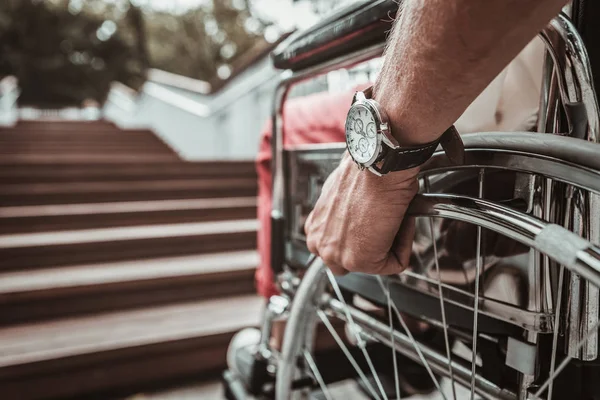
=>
[277,142,600,399]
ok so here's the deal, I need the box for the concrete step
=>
[0,128,172,145]
[0,144,173,155]
[0,133,168,143]
[0,139,172,153]
[11,120,118,131]
[0,197,257,233]
[0,250,258,324]
[0,219,257,270]
[0,154,181,163]
[0,178,257,205]
[0,295,263,399]
[0,161,256,183]
[0,127,180,161]
[0,128,159,139]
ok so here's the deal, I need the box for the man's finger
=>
[326,262,348,276]
[393,215,416,268]
[373,215,416,275]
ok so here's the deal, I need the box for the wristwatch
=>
[345,86,463,175]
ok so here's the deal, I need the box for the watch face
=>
[345,104,379,165]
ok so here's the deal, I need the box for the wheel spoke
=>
[545,187,573,399]
[376,276,447,399]
[470,169,485,400]
[303,349,334,400]
[537,189,578,400]
[317,309,382,400]
[326,269,388,400]
[547,265,564,400]
[385,280,402,399]
[425,177,457,400]
[533,319,600,399]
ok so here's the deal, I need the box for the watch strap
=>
[378,126,463,173]
[439,125,465,165]
[360,86,464,173]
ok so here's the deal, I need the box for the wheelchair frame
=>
[225,3,600,400]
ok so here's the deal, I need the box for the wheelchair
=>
[224,1,600,398]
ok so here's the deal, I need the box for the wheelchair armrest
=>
[271,0,398,71]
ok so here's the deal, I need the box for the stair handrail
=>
[0,75,19,115]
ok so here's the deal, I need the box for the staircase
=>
[0,120,262,399]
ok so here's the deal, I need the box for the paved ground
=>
[125,381,223,400]
[126,378,478,399]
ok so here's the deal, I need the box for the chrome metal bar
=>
[327,297,516,400]
[547,265,565,400]
[539,12,600,362]
[523,57,558,341]
[470,169,485,400]
[258,296,289,359]
[270,75,291,274]
[569,192,600,360]
[385,280,402,400]
[270,43,385,273]
[423,135,600,196]
[540,13,600,140]
[527,176,547,322]
[537,51,558,134]
[407,194,600,289]
[398,269,553,333]
[276,257,329,400]
[543,179,555,311]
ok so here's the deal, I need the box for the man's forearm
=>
[374,0,567,145]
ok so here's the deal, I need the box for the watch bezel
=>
[345,92,398,170]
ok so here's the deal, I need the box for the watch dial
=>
[345,105,379,164]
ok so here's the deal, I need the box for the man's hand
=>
[304,0,566,276]
[305,154,418,275]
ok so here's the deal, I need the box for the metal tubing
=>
[540,13,600,140]
[408,194,600,290]
[258,296,290,359]
[540,13,600,362]
[275,257,328,400]
[270,43,385,273]
[271,13,600,275]
[326,297,516,400]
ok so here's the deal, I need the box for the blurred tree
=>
[144,0,270,84]
[0,0,275,107]
[0,0,147,106]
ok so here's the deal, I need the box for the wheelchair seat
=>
[271,0,398,71]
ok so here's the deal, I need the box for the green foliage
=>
[0,0,147,106]
[146,2,268,83]
[0,0,269,107]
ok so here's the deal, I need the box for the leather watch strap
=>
[439,125,464,165]
[378,126,463,173]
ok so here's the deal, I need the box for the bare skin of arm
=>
[305,0,567,275]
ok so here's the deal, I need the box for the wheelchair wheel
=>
[275,132,600,400]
